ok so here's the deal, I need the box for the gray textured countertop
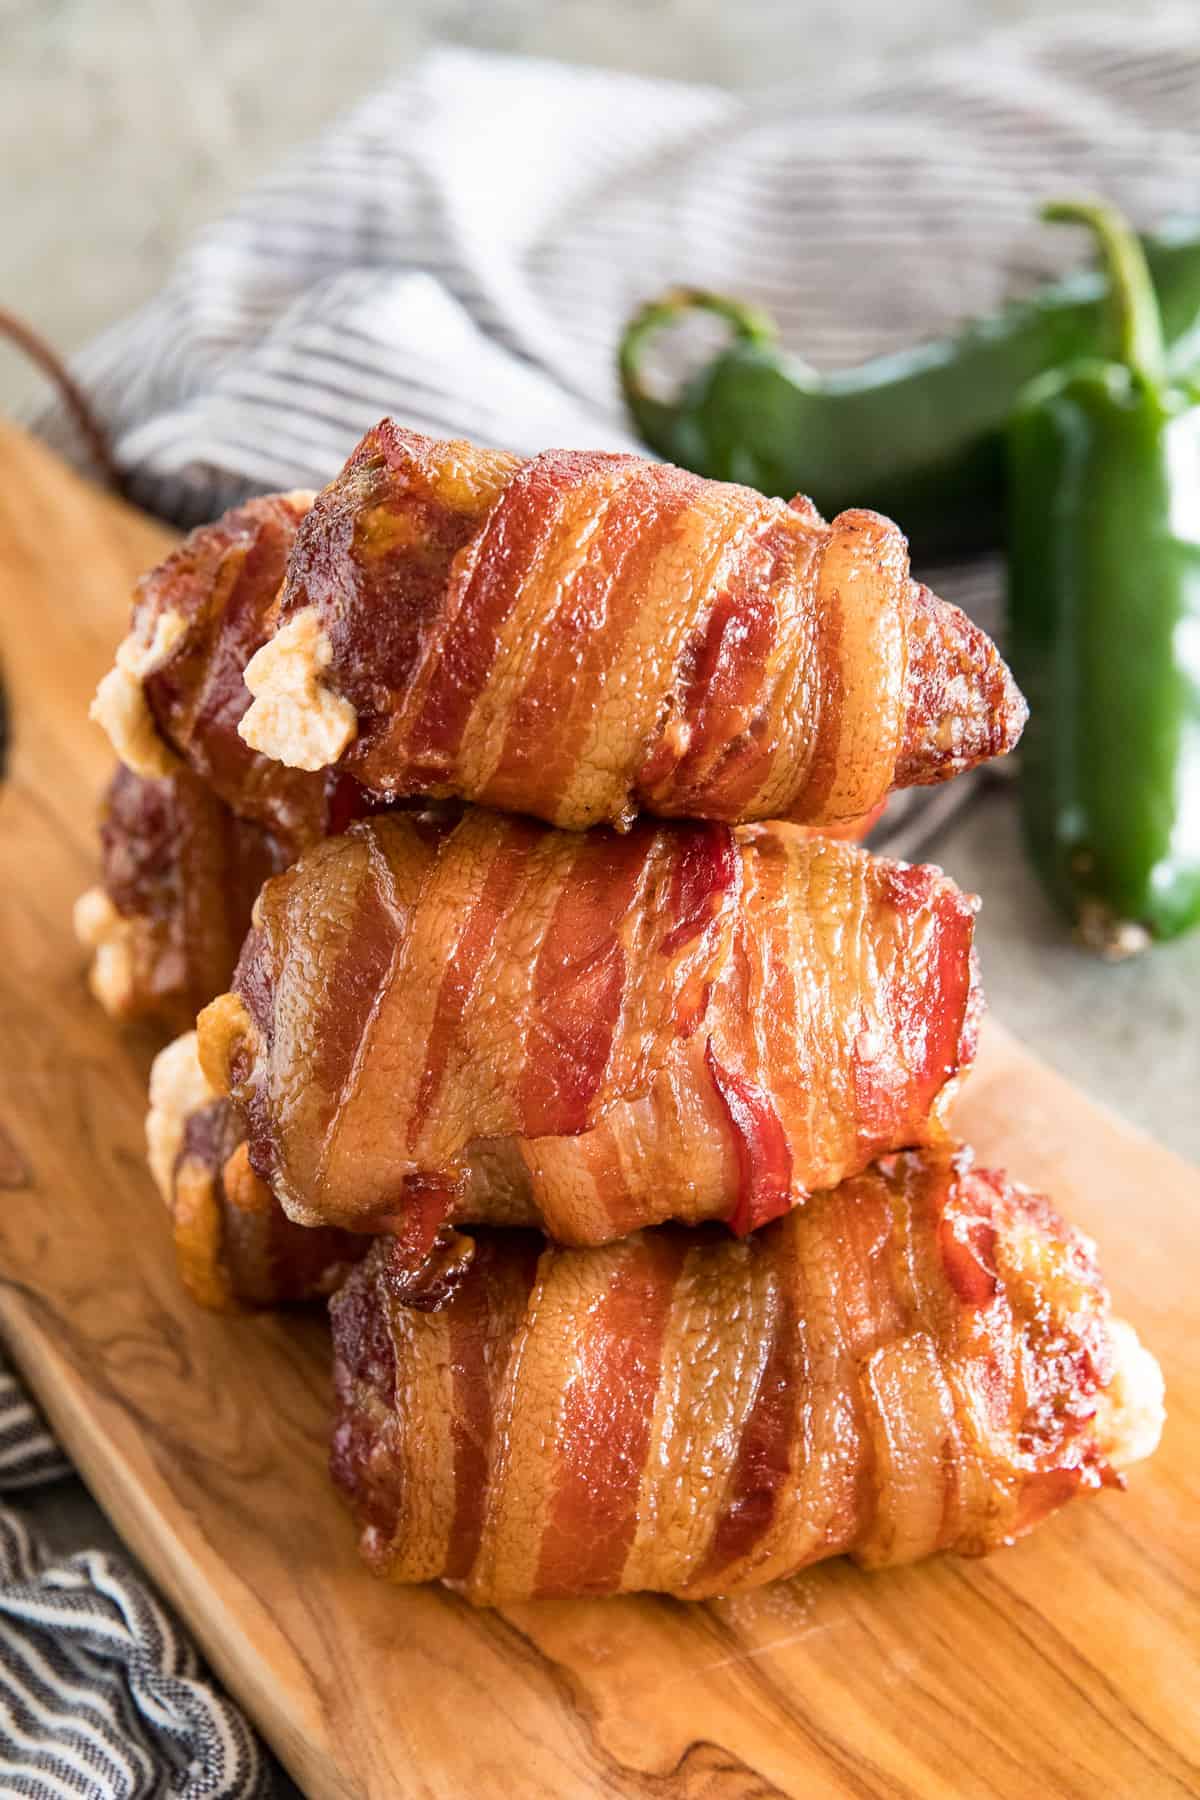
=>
[931,783,1200,1163]
[3,3,1196,1791]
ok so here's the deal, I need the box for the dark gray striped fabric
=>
[0,1363,267,1799]
[0,1370,70,1497]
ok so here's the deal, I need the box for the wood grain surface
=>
[0,421,1196,1800]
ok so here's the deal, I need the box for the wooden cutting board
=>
[0,421,1196,1800]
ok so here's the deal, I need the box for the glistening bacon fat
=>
[75,756,408,1033]
[329,1146,1164,1603]
[74,765,294,1033]
[146,1033,365,1311]
[88,489,371,855]
[214,423,1027,830]
[196,810,982,1249]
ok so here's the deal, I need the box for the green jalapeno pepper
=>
[618,225,1200,560]
[1007,200,1200,957]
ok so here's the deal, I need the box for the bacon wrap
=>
[243,421,1026,830]
[330,1146,1158,1602]
[198,811,981,1246]
[147,1036,365,1311]
[74,765,293,1033]
[92,491,375,853]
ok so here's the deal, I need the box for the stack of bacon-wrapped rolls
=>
[80,422,1163,1603]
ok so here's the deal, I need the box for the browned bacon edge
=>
[91,491,387,853]
[329,1145,1162,1604]
[199,813,982,1248]
[243,422,1025,830]
[148,1033,365,1310]
[74,765,292,1033]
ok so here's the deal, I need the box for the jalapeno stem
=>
[618,289,778,412]
[1042,200,1166,388]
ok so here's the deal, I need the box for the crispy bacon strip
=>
[88,490,367,852]
[146,1034,364,1310]
[197,811,981,1245]
[74,765,292,1033]
[75,755,435,1034]
[330,1146,1164,1602]
[233,422,1025,830]
[74,770,876,1037]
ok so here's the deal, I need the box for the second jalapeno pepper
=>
[619,226,1200,561]
[1007,200,1200,957]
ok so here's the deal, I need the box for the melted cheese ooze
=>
[90,609,188,778]
[73,885,136,1016]
[1095,1317,1166,1469]
[238,606,358,771]
[196,990,255,1096]
[146,1031,216,1204]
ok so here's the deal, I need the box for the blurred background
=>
[4,0,1105,413]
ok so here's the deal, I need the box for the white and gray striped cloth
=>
[35,13,1200,860]
[15,15,1200,1792]
[0,1364,266,1797]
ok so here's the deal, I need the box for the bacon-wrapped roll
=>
[146,1033,364,1310]
[330,1147,1163,1603]
[75,744,878,1038]
[73,765,292,1033]
[197,810,980,1248]
[232,422,1026,830]
[89,490,371,852]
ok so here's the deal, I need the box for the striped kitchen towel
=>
[33,14,1200,857]
[0,1361,267,1799]
[33,13,1200,855]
